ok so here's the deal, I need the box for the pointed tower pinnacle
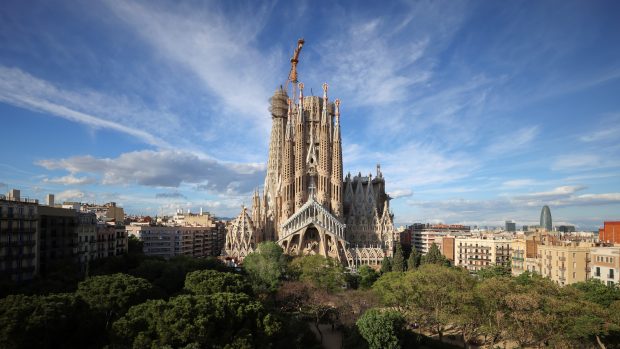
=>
[317,82,331,208]
[281,98,295,226]
[331,98,343,217]
[294,82,307,209]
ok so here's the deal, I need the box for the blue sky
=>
[1,0,619,230]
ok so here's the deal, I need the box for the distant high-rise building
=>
[505,221,516,232]
[540,205,552,231]
[522,225,529,232]
[557,225,576,233]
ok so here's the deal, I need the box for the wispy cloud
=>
[0,66,175,148]
[155,192,186,199]
[103,1,280,136]
[36,149,265,194]
[485,126,539,156]
[54,189,91,202]
[514,185,586,200]
[552,154,616,171]
[43,175,95,185]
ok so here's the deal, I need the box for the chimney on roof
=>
[46,194,55,206]
[8,189,20,201]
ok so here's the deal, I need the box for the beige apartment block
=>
[537,242,593,286]
[77,212,98,268]
[127,225,219,259]
[455,237,512,273]
[511,237,539,276]
[591,247,620,286]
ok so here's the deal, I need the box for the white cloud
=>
[36,149,265,194]
[388,189,413,199]
[502,179,539,188]
[0,66,173,148]
[485,126,539,156]
[552,154,606,170]
[55,189,90,202]
[104,1,279,136]
[515,185,586,200]
[43,175,95,185]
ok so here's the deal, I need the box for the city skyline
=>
[1,1,619,230]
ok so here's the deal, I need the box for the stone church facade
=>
[225,46,396,267]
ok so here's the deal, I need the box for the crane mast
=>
[288,38,304,104]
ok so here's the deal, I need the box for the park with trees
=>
[2,240,620,348]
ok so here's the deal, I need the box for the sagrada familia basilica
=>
[225,40,396,267]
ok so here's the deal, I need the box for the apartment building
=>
[454,236,513,273]
[127,225,221,259]
[406,224,472,254]
[81,202,125,223]
[0,190,39,282]
[599,221,620,244]
[77,212,97,267]
[511,237,539,276]
[590,247,620,286]
[537,242,593,286]
[95,223,127,259]
[38,204,79,275]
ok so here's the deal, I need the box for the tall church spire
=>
[317,83,331,207]
[294,83,306,209]
[281,99,295,227]
[331,98,343,217]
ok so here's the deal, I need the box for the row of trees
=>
[6,239,620,348]
[371,264,620,348]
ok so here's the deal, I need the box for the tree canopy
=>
[356,309,405,349]
[289,255,345,292]
[112,292,279,348]
[391,244,405,272]
[243,242,288,294]
[184,269,251,295]
[76,273,155,328]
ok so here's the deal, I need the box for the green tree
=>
[112,293,280,348]
[76,273,155,328]
[380,256,392,273]
[356,309,405,349]
[127,234,144,255]
[407,247,420,271]
[243,242,288,294]
[421,242,448,266]
[289,255,345,292]
[358,265,379,289]
[475,276,514,347]
[373,272,410,313]
[0,293,97,348]
[476,264,512,280]
[184,269,250,295]
[570,279,620,307]
[391,244,405,272]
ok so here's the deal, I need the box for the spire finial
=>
[334,98,340,124]
[322,82,328,98]
[287,98,292,116]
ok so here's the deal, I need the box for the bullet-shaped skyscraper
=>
[540,205,552,232]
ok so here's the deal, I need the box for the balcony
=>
[0,240,36,247]
[559,257,566,262]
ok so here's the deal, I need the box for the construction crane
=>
[287,38,304,103]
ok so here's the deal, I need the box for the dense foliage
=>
[4,240,620,348]
[357,309,405,349]
[242,242,288,294]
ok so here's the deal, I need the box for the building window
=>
[610,270,615,279]
[596,267,601,277]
